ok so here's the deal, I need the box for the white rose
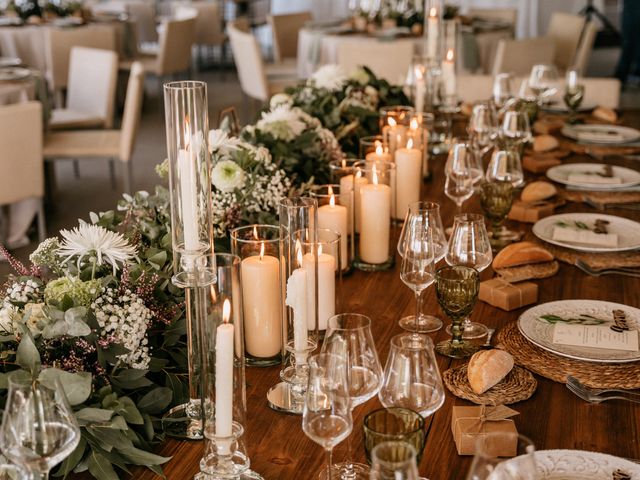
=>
[269,93,293,109]
[23,303,49,336]
[211,160,246,192]
[350,68,370,85]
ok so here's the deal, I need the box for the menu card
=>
[553,324,639,352]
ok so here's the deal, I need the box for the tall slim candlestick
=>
[215,299,234,446]
[286,242,308,364]
[427,7,439,61]
[442,48,457,97]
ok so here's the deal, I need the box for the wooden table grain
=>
[132,112,640,480]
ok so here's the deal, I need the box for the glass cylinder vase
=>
[409,111,433,180]
[359,135,392,162]
[379,106,415,157]
[311,184,353,273]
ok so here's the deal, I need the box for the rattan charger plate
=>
[497,322,640,389]
[443,363,537,405]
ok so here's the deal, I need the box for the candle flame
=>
[259,242,265,260]
[183,115,191,150]
[318,244,323,256]
[407,138,414,149]
[410,118,419,130]
[429,7,436,17]
[387,117,397,127]
[329,193,336,207]
[414,66,423,81]
[341,159,347,168]
[295,240,303,267]
[375,143,383,156]
[446,49,454,62]
[372,165,379,185]
[253,225,259,239]
[222,298,231,324]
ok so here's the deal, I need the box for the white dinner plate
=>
[0,67,31,82]
[518,300,640,363]
[546,163,640,190]
[0,57,21,68]
[532,213,640,253]
[561,124,640,144]
[501,450,640,479]
[542,101,597,113]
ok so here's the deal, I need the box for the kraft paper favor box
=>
[508,200,556,223]
[451,405,519,456]
[479,279,538,311]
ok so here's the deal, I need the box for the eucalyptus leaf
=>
[118,445,171,466]
[54,437,86,477]
[87,450,120,480]
[75,408,115,424]
[39,368,91,406]
[16,333,40,373]
[41,318,69,339]
[137,387,172,414]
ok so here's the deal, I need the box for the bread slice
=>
[492,241,554,269]
[533,134,559,152]
[592,106,618,124]
[521,181,557,203]
[467,349,514,394]
[496,260,559,283]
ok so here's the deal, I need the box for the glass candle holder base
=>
[198,422,254,479]
[267,381,306,415]
[489,227,522,251]
[195,470,264,480]
[445,321,488,340]
[162,400,203,440]
[435,339,478,359]
[320,461,370,480]
[399,314,443,333]
[245,355,281,368]
[354,256,395,272]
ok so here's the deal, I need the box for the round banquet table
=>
[100,110,640,480]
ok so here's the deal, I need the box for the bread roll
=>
[533,135,559,152]
[533,118,564,135]
[496,260,559,283]
[492,242,554,269]
[460,103,473,117]
[467,349,514,394]
[521,181,558,202]
[592,106,618,124]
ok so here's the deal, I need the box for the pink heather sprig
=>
[0,244,43,278]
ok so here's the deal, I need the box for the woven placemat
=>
[497,322,640,389]
[443,363,537,405]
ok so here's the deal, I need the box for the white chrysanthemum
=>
[212,160,246,192]
[208,129,241,154]
[256,105,306,141]
[59,223,136,274]
[311,64,347,91]
[270,93,293,109]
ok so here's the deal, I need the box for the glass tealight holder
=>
[354,160,396,272]
[409,112,433,180]
[380,106,415,156]
[230,225,284,368]
[359,135,392,162]
[311,184,353,273]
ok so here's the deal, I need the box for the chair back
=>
[119,62,145,162]
[45,25,116,91]
[156,16,196,76]
[227,21,269,101]
[492,37,555,76]
[466,7,517,28]
[66,47,118,128]
[0,102,43,204]
[547,12,586,72]
[175,2,225,46]
[573,21,598,75]
[268,11,312,61]
[127,0,158,45]
[336,39,413,85]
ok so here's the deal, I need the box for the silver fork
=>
[566,376,640,404]
[574,259,640,278]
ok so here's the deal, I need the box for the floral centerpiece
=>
[284,64,410,156]
[0,187,189,479]
[240,102,343,187]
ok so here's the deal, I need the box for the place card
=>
[567,173,622,185]
[552,226,618,248]
[552,324,639,352]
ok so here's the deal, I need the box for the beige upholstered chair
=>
[491,37,556,76]
[0,101,46,241]
[227,21,297,103]
[127,0,159,47]
[466,7,517,28]
[547,12,586,72]
[175,2,225,49]
[120,17,196,80]
[44,63,145,194]
[50,47,118,130]
[573,21,598,75]
[268,11,312,62]
[45,25,117,94]
[336,39,414,85]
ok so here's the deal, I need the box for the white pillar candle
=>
[215,299,234,446]
[359,168,391,264]
[177,146,200,251]
[241,244,281,358]
[318,190,348,270]
[382,118,407,154]
[415,76,426,113]
[426,7,439,60]
[394,139,422,220]
[341,173,369,234]
[286,245,308,364]
[302,249,335,331]
[442,48,457,97]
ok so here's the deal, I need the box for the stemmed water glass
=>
[486,150,524,188]
[397,201,446,334]
[564,69,585,124]
[492,73,514,111]
[0,373,81,480]
[302,353,353,480]
[498,109,531,152]
[528,64,559,105]
[468,102,498,162]
[466,433,537,480]
[444,143,475,217]
[445,214,492,343]
[434,265,480,358]
[322,313,383,479]
[370,442,422,480]
[479,181,515,251]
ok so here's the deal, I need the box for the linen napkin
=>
[577,130,626,143]
[552,226,619,248]
[566,173,622,185]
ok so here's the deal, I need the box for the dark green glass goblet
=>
[479,181,514,251]
[434,265,480,358]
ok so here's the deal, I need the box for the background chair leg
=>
[36,199,47,243]
[123,161,133,194]
[73,160,80,178]
[109,159,117,190]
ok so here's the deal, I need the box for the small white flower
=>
[208,129,241,154]
[350,68,370,85]
[256,105,306,142]
[211,160,246,192]
[59,223,136,274]
[310,64,348,91]
[269,93,293,109]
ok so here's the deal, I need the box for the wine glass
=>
[498,109,531,152]
[370,441,421,480]
[564,69,585,124]
[466,433,536,480]
[322,313,383,479]
[378,333,445,418]
[434,265,480,359]
[302,353,353,480]
[528,64,559,105]
[445,213,492,341]
[468,102,498,162]
[0,373,81,480]
[479,181,515,251]
[492,73,513,110]
[400,220,437,335]
[0,464,29,480]
[486,150,524,189]
[444,143,474,217]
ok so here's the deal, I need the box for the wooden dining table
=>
[127,111,640,480]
